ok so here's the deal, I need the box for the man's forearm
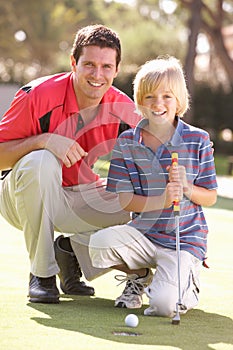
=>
[0,134,48,170]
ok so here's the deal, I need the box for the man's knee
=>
[15,150,61,184]
[18,150,59,171]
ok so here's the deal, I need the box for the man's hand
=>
[45,134,88,168]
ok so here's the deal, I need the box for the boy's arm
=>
[118,179,182,212]
[184,185,217,207]
[168,163,217,207]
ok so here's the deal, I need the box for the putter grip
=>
[171,152,180,214]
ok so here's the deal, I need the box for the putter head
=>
[172,312,180,325]
[172,298,183,324]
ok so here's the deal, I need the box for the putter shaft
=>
[171,152,182,325]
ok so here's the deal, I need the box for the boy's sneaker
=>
[114,268,153,309]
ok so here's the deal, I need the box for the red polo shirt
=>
[0,72,140,186]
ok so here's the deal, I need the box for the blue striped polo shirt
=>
[106,117,218,261]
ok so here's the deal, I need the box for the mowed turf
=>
[0,207,233,350]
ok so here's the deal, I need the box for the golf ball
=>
[125,314,139,328]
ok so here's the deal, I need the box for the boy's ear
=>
[176,101,181,115]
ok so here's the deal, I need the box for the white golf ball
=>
[125,314,139,328]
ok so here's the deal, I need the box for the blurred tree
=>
[112,0,233,119]
[0,0,232,90]
[98,0,190,96]
[0,0,102,83]
[180,0,233,88]
[97,0,181,65]
[182,0,202,100]
[200,0,233,83]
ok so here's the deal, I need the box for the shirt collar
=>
[133,116,183,146]
[63,73,79,114]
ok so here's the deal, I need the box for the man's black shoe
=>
[54,235,95,296]
[28,273,60,303]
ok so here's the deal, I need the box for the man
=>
[0,24,140,303]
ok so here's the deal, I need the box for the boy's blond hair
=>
[133,56,190,117]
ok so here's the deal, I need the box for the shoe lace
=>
[114,274,144,296]
[64,254,82,286]
[71,253,82,278]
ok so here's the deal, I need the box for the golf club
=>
[171,152,182,325]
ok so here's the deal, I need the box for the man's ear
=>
[114,64,120,79]
[70,55,76,72]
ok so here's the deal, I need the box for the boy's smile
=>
[141,85,178,127]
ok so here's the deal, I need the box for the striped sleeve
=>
[106,135,134,193]
[193,131,217,189]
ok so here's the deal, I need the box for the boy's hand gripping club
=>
[171,152,180,215]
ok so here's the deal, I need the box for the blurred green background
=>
[0,0,233,162]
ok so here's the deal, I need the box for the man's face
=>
[71,45,119,110]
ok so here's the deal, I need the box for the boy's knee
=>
[90,227,116,249]
[145,283,178,317]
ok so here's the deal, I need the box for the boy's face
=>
[71,45,119,110]
[141,84,178,127]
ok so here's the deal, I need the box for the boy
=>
[89,56,217,317]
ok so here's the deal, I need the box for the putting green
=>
[0,207,232,350]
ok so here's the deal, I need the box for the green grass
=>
[93,158,110,178]
[213,195,233,211]
[214,154,229,176]
[0,207,233,350]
